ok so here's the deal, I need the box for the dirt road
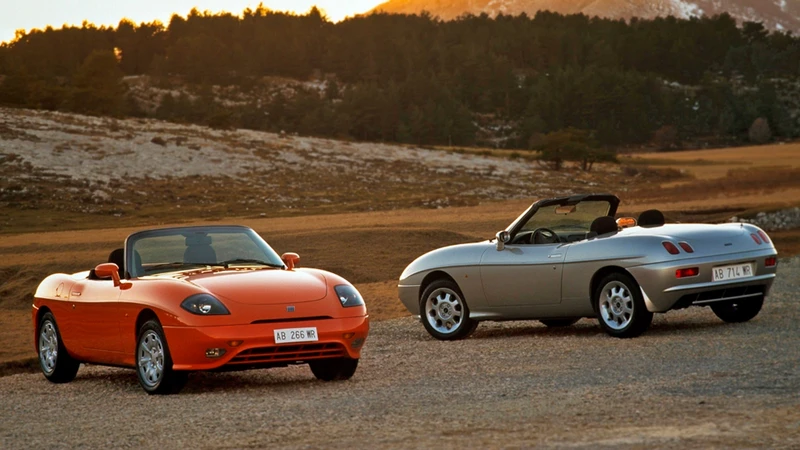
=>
[2,258,798,449]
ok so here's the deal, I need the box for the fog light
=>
[228,340,243,347]
[342,333,355,339]
[676,267,699,278]
[351,337,364,349]
[205,348,226,358]
[765,257,777,267]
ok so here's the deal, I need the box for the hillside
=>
[0,107,614,234]
[371,0,800,31]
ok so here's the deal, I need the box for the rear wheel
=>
[38,312,80,383]
[594,273,652,338]
[539,318,580,328]
[136,320,188,395]
[711,297,764,323]
[420,279,478,340]
[309,358,358,381]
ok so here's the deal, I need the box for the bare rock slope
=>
[371,0,800,31]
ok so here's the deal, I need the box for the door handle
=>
[548,254,562,258]
[71,291,82,296]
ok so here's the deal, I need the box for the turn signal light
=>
[758,230,771,244]
[765,257,777,267]
[342,333,355,339]
[662,241,680,255]
[676,267,699,278]
[678,242,694,253]
[751,233,762,245]
[228,340,243,347]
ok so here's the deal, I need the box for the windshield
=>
[126,226,284,277]
[519,200,612,233]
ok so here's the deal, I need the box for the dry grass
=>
[623,142,800,180]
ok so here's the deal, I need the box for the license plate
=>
[274,327,318,344]
[712,263,754,282]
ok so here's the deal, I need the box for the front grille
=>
[676,285,766,308]
[227,342,345,365]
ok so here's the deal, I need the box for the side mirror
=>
[495,231,511,251]
[94,263,132,289]
[281,252,300,270]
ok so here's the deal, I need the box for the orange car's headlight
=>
[334,285,365,307]
[181,294,230,315]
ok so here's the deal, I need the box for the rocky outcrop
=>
[729,207,800,230]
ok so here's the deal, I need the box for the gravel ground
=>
[2,258,799,449]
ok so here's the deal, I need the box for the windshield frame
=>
[505,194,620,240]
[123,225,285,278]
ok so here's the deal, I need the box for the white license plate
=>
[274,327,319,344]
[712,263,754,282]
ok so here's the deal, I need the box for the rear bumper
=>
[628,250,778,312]
[164,315,369,371]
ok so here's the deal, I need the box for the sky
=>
[0,0,386,44]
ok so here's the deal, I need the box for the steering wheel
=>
[531,228,559,244]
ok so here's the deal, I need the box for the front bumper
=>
[628,250,777,312]
[164,315,369,371]
[398,284,421,316]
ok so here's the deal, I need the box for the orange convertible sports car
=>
[33,225,369,394]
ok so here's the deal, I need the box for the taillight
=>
[662,241,680,255]
[751,233,762,245]
[678,242,694,253]
[758,230,770,244]
[765,257,777,267]
[676,267,699,278]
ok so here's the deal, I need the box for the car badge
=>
[286,306,295,312]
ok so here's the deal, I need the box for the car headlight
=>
[181,294,230,315]
[334,285,365,308]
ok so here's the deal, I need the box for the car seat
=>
[184,234,217,264]
[589,216,618,236]
[638,209,665,227]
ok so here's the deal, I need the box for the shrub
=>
[749,118,771,144]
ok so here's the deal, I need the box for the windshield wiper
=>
[221,259,284,269]
[144,262,221,272]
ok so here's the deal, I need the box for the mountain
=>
[370,0,800,32]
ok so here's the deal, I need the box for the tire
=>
[309,358,359,381]
[136,319,188,395]
[539,318,580,328]
[711,296,764,323]
[37,312,80,383]
[420,279,478,341]
[594,273,653,338]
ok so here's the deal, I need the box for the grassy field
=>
[2,126,800,365]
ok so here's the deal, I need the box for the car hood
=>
[178,269,328,305]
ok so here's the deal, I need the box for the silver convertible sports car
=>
[398,194,778,339]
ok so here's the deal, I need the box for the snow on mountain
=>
[370,0,800,32]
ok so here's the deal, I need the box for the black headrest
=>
[186,234,212,246]
[638,209,665,227]
[590,216,617,235]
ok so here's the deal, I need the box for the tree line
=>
[1,7,798,156]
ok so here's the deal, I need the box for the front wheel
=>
[711,297,764,323]
[136,320,188,395]
[38,312,80,383]
[309,358,358,381]
[594,273,652,338]
[420,279,478,340]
